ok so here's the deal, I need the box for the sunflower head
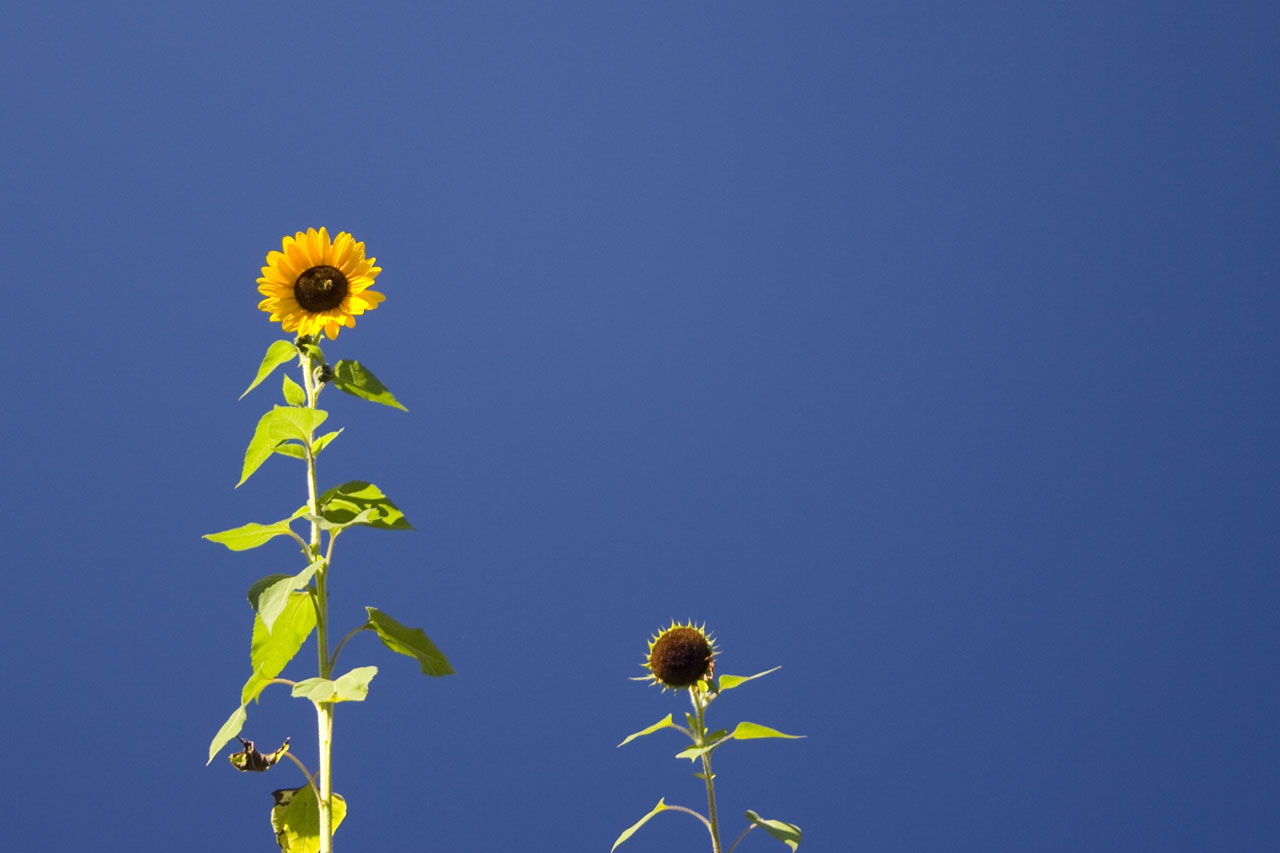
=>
[257,228,385,339]
[638,621,717,691]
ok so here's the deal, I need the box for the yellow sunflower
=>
[257,228,385,339]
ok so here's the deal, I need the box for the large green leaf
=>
[330,360,407,411]
[242,592,316,705]
[319,481,412,530]
[611,799,668,852]
[206,704,248,765]
[744,810,802,851]
[717,667,781,692]
[366,608,453,676]
[239,407,329,487]
[241,340,298,400]
[203,516,300,552]
[617,714,676,748]
[248,574,293,610]
[257,561,323,633]
[271,786,347,853]
[729,721,804,741]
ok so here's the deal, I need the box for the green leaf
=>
[292,666,378,704]
[744,810,803,851]
[207,705,248,766]
[242,592,317,705]
[257,561,323,633]
[239,407,329,487]
[319,481,412,530]
[366,608,454,676]
[675,744,715,762]
[312,429,343,456]
[241,340,298,400]
[248,574,293,610]
[282,373,306,406]
[730,721,805,741]
[718,667,781,692]
[273,441,307,460]
[617,714,676,748]
[302,507,378,533]
[331,359,408,411]
[334,665,378,701]
[296,338,326,365]
[611,799,668,852]
[271,786,347,853]
[203,516,300,551]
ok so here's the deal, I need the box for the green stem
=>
[691,688,722,853]
[301,347,335,853]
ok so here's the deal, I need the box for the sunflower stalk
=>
[204,229,454,853]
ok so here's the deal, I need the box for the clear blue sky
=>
[3,2,1278,850]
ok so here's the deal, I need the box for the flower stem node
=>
[642,621,717,691]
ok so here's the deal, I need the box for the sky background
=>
[2,2,1278,851]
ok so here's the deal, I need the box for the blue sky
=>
[3,2,1278,850]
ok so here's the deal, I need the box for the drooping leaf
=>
[239,407,329,487]
[291,677,337,703]
[744,810,803,851]
[241,340,298,400]
[611,799,668,852]
[366,608,453,676]
[257,561,323,633]
[617,714,676,748]
[204,517,299,552]
[330,359,407,411]
[242,592,317,705]
[319,481,412,530]
[271,786,347,853]
[207,705,247,765]
[303,508,378,533]
[718,667,781,692]
[282,373,306,406]
[730,721,805,741]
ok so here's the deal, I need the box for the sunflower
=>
[257,228,385,339]
[638,621,717,691]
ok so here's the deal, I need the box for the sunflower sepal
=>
[295,335,327,365]
[241,340,300,400]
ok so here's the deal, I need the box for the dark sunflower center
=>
[650,628,713,687]
[294,265,349,312]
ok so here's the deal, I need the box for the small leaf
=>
[241,340,298,400]
[257,561,323,633]
[239,407,329,487]
[296,338,326,365]
[730,721,805,740]
[242,592,316,705]
[717,667,781,692]
[331,359,408,411]
[333,665,378,701]
[271,786,347,853]
[203,517,299,552]
[320,481,412,530]
[282,373,306,406]
[302,507,377,533]
[611,799,668,852]
[312,429,343,456]
[366,608,454,676]
[744,810,803,851]
[207,705,247,765]
[291,677,337,703]
[273,441,307,460]
[248,574,293,611]
[675,744,715,762]
[617,714,675,748]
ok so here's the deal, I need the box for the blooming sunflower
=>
[638,621,717,691]
[257,228,385,339]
